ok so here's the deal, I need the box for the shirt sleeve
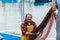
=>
[21,22,27,35]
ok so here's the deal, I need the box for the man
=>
[21,13,39,40]
[52,0,60,40]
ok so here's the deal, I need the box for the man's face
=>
[26,15,32,22]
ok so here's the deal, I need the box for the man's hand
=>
[39,37,45,40]
[35,32,40,35]
[52,3,57,11]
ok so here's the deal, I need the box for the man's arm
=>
[52,0,57,17]
[21,22,27,35]
[21,22,39,35]
[52,3,57,11]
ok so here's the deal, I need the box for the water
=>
[0,33,20,40]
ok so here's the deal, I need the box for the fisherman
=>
[21,13,39,40]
